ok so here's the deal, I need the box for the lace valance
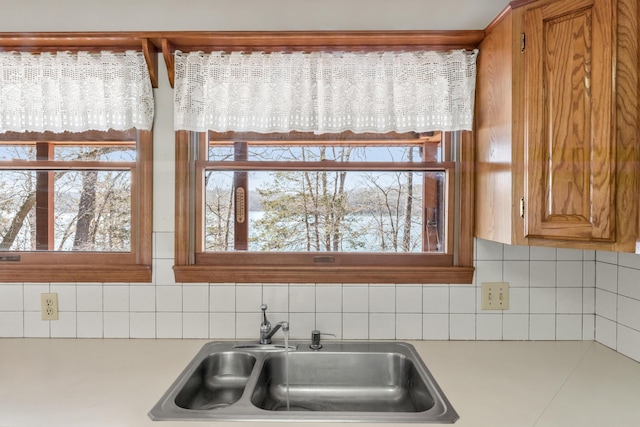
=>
[174,49,478,134]
[0,51,154,133]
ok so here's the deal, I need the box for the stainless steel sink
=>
[149,341,458,423]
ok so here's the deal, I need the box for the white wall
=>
[1,0,508,32]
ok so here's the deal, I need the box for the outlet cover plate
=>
[41,293,59,320]
[481,282,509,310]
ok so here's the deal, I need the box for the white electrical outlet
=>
[41,293,59,320]
[481,282,509,310]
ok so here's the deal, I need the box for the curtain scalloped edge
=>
[174,49,477,134]
[0,51,155,133]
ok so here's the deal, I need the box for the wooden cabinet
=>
[475,0,639,252]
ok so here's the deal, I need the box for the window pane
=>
[55,145,135,162]
[0,169,131,252]
[0,145,36,161]
[204,169,445,253]
[209,144,432,162]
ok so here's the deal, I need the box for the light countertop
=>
[1,339,639,427]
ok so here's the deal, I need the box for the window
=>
[168,31,478,283]
[175,130,474,283]
[0,129,152,282]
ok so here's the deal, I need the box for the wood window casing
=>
[0,129,153,282]
[175,130,475,284]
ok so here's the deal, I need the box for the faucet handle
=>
[260,304,268,323]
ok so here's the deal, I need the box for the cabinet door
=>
[523,0,615,242]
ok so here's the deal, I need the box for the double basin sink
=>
[149,341,458,423]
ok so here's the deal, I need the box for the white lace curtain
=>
[174,49,478,134]
[0,51,154,133]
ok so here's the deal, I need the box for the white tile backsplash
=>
[3,234,640,364]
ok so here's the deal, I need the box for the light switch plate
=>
[481,282,509,310]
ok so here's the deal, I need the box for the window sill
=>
[174,265,474,284]
[0,264,151,283]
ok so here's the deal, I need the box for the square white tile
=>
[342,313,368,339]
[183,312,209,338]
[595,262,617,292]
[76,285,103,312]
[503,314,529,340]
[289,285,315,312]
[156,286,183,312]
[529,314,555,340]
[555,314,582,340]
[449,314,475,340]
[209,312,235,339]
[530,261,557,287]
[77,312,103,338]
[103,312,130,338]
[556,288,582,314]
[530,288,556,314]
[0,312,23,337]
[557,248,584,261]
[503,261,530,287]
[156,312,182,338]
[556,261,583,287]
[617,296,640,331]
[130,312,155,338]
[396,286,422,313]
[210,285,235,312]
[235,285,262,313]
[422,314,449,340]
[617,324,640,363]
[396,313,422,339]
[316,286,342,313]
[182,285,209,312]
[130,286,155,312]
[595,289,617,321]
[0,285,23,311]
[369,313,395,339]
[449,286,475,314]
[618,266,640,300]
[104,285,129,312]
[476,313,502,340]
[343,286,369,313]
[422,286,449,314]
[154,258,177,285]
[369,286,395,313]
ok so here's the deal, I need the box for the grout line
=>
[531,341,595,427]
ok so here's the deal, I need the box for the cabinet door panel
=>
[524,0,614,242]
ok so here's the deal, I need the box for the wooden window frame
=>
[175,130,474,284]
[0,129,153,282]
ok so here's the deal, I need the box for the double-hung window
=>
[0,130,153,282]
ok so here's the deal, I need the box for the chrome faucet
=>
[259,304,289,345]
